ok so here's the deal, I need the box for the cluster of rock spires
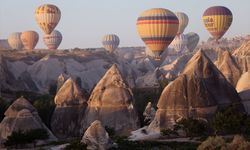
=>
[148,50,243,131]
[0,64,139,146]
[0,97,57,143]
[216,50,241,87]
[1,40,250,147]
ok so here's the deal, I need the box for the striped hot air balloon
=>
[102,34,120,53]
[175,12,189,35]
[43,30,62,50]
[136,8,179,57]
[202,6,233,40]
[21,31,39,50]
[171,34,188,53]
[186,32,200,52]
[35,4,61,34]
[8,32,23,50]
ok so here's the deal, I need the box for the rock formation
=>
[136,68,164,88]
[148,50,243,131]
[0,97,56,143]
[233,40,250,73]
[236,71,250,93]
[236,71,250,114]
[51,78,87,139]
[56,73,69,92]
[216,50,241,87]
[160,53,193,80]
[81,64,139,135]
[81,120,113,150]
[143,102,156,124]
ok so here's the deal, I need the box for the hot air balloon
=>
[171,34,188,53]
[102,34,120,53]
[35,4,61,34]
[8,32,23,49]
[186,32,200,52]
[21,31,39,50]
[175,12,189,35]
[136,8,179,57]
[43,30,62,50]
[202,6,233,41]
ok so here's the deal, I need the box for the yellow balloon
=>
[202,6,233,40]
[136,8,179,56]
[35,4,61,34]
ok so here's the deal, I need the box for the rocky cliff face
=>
[233,40,250,73]
[216,50,241,87]
[0,97,56,142]
[236,72,250,114]
[148,50,242,131]
[51,78,87,139]
[81,64,139,135]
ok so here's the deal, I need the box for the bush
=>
[227,135,250,150]
[64,139,87,150]
[197,136,227,150]
[33,96,55,128]
[198,135,250,150]
[160,128,178,136]
[174,118,209,137]
[211,105,245,135]
[4,129,49,148]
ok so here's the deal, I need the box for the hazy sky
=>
[1,0,250,49]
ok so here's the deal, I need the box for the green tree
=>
[4,129,49,148]
[174,118,209,137]
[33,97,55,128]
[211,105,245,135]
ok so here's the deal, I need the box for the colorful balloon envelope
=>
[102,34,120,53]
[8,32,23,49]
[136,8,179,57]
[175,12,189,35]
[186,32,200,52]
[202,6,233,40]
[43,30,62,50]
[35,4,61,34]
[21,31,39,50]
[171,34,188,53]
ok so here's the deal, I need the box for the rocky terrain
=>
[0,35,250,149]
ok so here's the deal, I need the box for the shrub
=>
[4,129,49,148]
[197,136,227,150]
[64,139,87,150]
[211,105,245,135]
[33,96,55,128]
[227,135,250,150]
[160,128,178,136]
[174,118,209,137]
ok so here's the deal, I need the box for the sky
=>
[0,0,250,49]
